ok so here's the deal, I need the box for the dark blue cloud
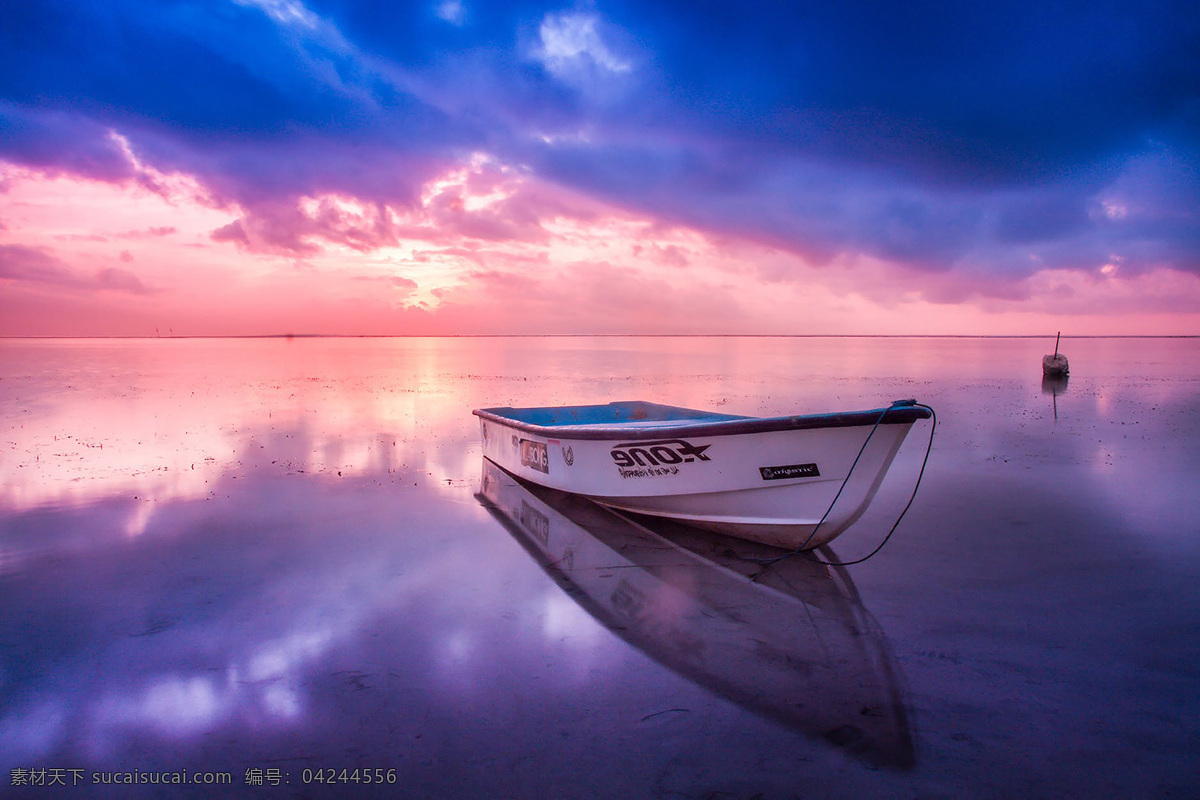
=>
[601,0,1200,181]
[0,104,135,181]
[0,0,1196,276]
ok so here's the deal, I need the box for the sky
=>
[1,0,1198,336]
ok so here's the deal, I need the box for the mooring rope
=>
[749,399,937,569]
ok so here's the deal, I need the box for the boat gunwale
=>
[474,402,931,441]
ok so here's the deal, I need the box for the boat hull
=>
[475,400,928,549]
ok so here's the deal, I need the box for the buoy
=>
[1043,331,1069,377]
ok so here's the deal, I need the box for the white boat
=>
[477,460,915,768]
[474,399,932,550]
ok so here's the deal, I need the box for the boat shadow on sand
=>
[476,458,916,770]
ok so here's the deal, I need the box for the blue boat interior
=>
[479,401,748,427]
[475,399,931,439]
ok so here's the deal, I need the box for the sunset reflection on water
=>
[5,335,1194,542]
[1,338,483,515]
[1,336,1198,797]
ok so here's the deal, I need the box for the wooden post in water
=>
[1043,331,1069,377]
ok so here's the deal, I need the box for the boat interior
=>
[479,400,749,427]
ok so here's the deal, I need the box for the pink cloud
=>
[351,274,419,292]
[116,226,177,239]
[2,156,1199,337]
[97,266,150,294]
[0,243,76,284]
[0,244,151,295]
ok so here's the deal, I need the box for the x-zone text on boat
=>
[610,439,712,468]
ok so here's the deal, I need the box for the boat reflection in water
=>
[477,459,915,769]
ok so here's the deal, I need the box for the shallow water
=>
[1,336,1197,797]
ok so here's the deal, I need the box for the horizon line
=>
[2,333,1197,340]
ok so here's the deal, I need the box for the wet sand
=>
[1,336,1197,797]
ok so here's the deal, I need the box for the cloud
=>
[632,243,688,268]
[234,0,321,30]
[0,104,138,183]
[537,12,631,77]
[0,244,152,294]
[525,10,639,106]
[205,155,573,257]
[97,266,150,293]
[352,274,418,292]
[117,227,177,240]
[0,0,1197,332]
[435,1,466,26]
[211,194,405,256]
[0,244,78,285]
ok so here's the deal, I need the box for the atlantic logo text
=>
[610,439,711,468]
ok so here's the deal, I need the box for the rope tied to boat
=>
[750,398,937,570]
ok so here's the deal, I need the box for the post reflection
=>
[1041,375,1069,420]
[476,458,915,769]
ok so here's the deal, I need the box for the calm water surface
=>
[1,337,1197,797]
